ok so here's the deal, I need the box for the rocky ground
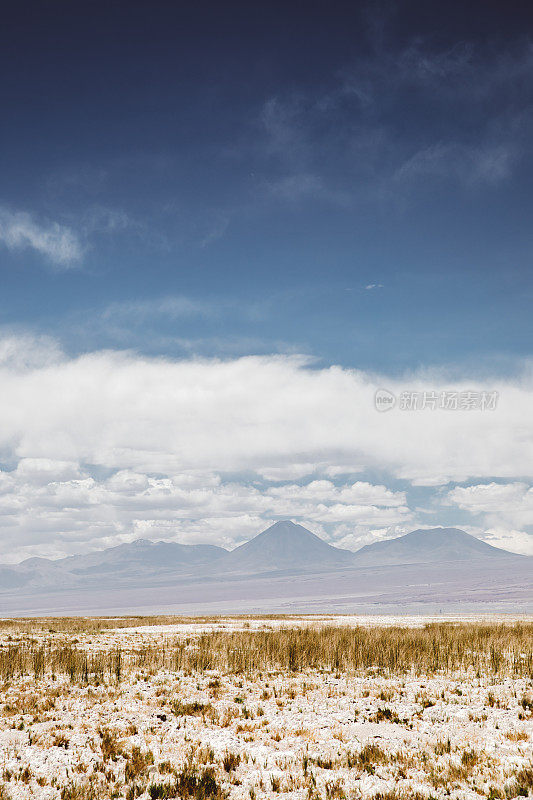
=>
[0,617,531,800]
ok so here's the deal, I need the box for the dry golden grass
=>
[173,623,533,677]
[1,622,532,683]
[0,614,298,635]
[505,730,529,741]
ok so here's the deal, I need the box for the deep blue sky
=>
[1,0,533,374]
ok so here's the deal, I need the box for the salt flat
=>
[0,617,531,800]
[112,614,533,636]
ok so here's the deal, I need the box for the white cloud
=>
[0,339,531,481]
[0,334,63,371]
[481,527,533,555]
[0,208,82,267]
[448,482,532,520]
[14,458,83,485]
[446,483,533,554]
[268,480,405,507]
[335,524,411,551]
[256,464,322,481]
[324,465,365,477]
[447,482,533,527]
[0,336,532,560]
[0,461,409,561]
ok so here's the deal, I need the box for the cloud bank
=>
[0,336,531,560]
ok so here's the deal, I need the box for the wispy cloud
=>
[0,207,83,268]
[81,206,133,235]
[253,40,533,207]
[265,173,350,205]
[260,96,308,164]
[101,295,216,323]
[199,214,230,248]
[394,142,517,187]
[0,333,63,371]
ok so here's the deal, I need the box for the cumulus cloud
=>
[0,460,409,562]
[0,335,532,560]
[446,482,533,554]
[268,480,405,507]
[448,482,533,525]
[0,338,532,480]
[480,527,533,555]
[0,207,82,267]
[335,524,411,552]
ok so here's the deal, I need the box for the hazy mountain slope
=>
[0,523,527,610]
[0,567,27,590]
[2,539,227,590]
[219,520,356,574]
[58,539,225,575]
[352,527,519,566]
[1,554,530,616]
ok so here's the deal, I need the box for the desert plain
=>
[0,616,531,800]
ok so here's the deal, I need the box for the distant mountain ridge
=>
[58,539,225,575]
[352,527,517,567]
[4,539,227,590]
[0,521,526,603]
[220,520,356,573]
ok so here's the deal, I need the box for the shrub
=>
[149,767,223,800]
[369,707,400,723]
[99,728,122,761]
[60,783,99,800]
[222,752,241,772]
[172,701,210,717]
[347,744,388,773]
[510,765,533,797]
[125,747,153,781]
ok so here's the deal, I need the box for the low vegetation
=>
[0,617,531,800]
[1,622,531,682]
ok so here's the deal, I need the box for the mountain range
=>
[0,521,530,615]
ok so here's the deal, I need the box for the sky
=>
[0,0,532,562]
